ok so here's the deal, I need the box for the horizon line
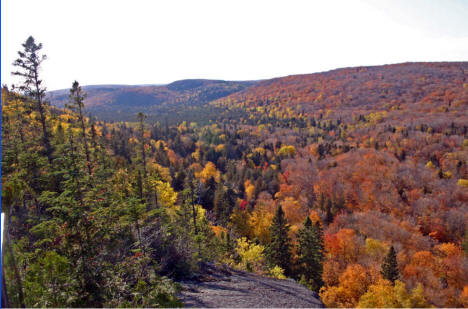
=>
[46,60,468,92]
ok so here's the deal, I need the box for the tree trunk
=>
[5,210,26,308]
[34,73,53,164]
[78,105,92,176]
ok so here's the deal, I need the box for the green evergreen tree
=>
[266,205,292,276]
[297,217,324,292]
[201,176,216,210]
[137,112,148,178]
[381,245,399,283]
[213,184,236,226]
[12,36,53,164]
[67,81,92,175]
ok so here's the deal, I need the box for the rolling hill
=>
[214,62,468,127]
[47,79,257,123]
[48,63,468,128]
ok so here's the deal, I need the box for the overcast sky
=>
[2,0,468,90]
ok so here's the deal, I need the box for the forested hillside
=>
[47,79,256,124]
[211,62,468,307]
[215,62,467,124]
[2,37,468,308]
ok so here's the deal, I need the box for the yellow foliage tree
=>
[268,265,286,279]
[364,238,388,258]
[153,180,177,216]
[149,163,172,182]
[196,161,221,183]
[357,279,397,308]
[244,180,256,201]
[235,237,265,272]
[277,145,297,157]
[408,283,430,308]
[357,279,430,308]
[248,207,273,244]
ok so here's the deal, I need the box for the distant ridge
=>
[47,62,468,124]
[214,61,468,123]
[47,79,257,123]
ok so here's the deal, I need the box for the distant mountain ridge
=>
[47,62,468,124]
[214,61,468,125]
[47,79,257,123]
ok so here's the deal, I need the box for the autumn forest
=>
[2,37,468,308]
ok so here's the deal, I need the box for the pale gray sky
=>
[2,0,468,90]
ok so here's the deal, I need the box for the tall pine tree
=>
[381,245,399,283]
[137,112,148,179]
[12,36,53,164]
[67,81,92,175]
[266,205,292,276]
[297,217,324,292]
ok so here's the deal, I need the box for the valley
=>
[3,55,468,308]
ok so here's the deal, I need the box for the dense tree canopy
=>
[2,38,468,307]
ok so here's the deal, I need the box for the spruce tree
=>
[137,112,148,178]
[381,245,399,283]
[201,176,216,210]
[184,171,199,242]
[325,197,335,223]
[266,205,292,275]
[297,217,324,292]
[68,81,92,175]
[213,184,228,224]
[213,184,236,226]
[12,36,53,164]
